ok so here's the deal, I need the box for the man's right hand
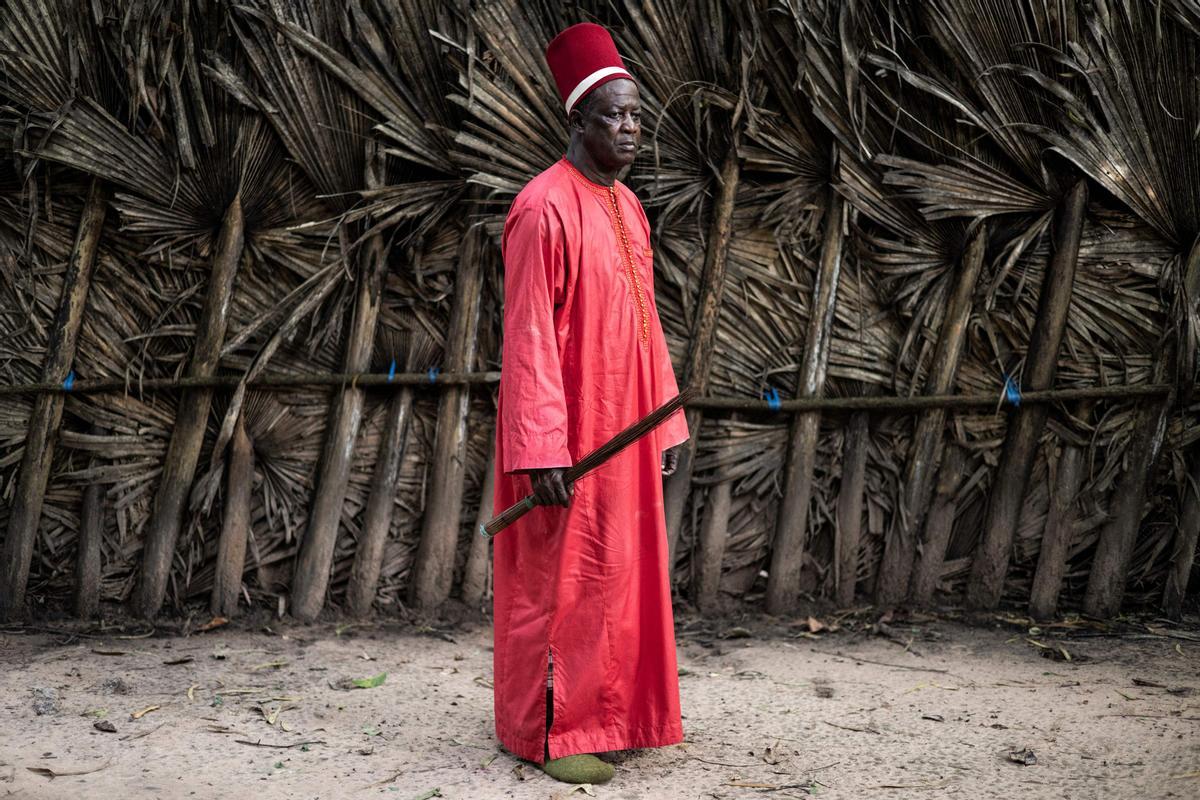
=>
[525,468,573,508]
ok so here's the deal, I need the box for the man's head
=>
[568,78,641,171]
[546,23,640,172]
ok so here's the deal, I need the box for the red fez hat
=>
[545,23,634,115]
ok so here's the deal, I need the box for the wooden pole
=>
[1029,409,1091,620]
[875,222,987,608]
[291,144,388,622]
[908,444,967,606]
[211,416,254,618]
[1163,243,1200,619]
[1163,450,1200,619]
[134,193,245,619]
[347,387,415,617]
[1083,388,1170,617]
[75,426,107,620]
[967,180,1087,609]
[408,225,487,611]
[663,138,742,573]
[0,179,109,621]
[1083,236,1197,618]
[834,411,870,607]
[693,478,733,614]
[766,190,845,615]
[461,437,497,609]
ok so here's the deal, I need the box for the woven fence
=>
[1,0,1198,623]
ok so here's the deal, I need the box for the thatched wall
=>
[1,0,1198,621]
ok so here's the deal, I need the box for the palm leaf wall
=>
[0,0,1196,620]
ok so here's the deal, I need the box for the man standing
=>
[492,22,690,785]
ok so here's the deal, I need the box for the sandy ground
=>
[1,610,1198,800]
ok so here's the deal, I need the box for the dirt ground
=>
[1,609,1198,800]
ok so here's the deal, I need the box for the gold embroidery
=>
[562,159,650,345]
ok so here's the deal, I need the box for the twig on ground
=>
[235,739,325,749]
[809,649,950,674]
[823,720,880,735]
[120,722,168,741]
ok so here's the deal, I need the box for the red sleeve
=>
[499,202,572,474]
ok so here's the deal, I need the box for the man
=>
[492,22,690,786]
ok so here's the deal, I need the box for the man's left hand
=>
[661,446,680,476]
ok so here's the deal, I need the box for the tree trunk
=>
[834,411,870,607]
[347,387,415,617]
[408,226,487,612]
[909,444,967,606]
[875,222,987,608]
[766,190,845,616]
[461,437,497,609]
[1083,390,1170,617]
[693,478,733,614]
[968,180,1087,609]
[291,145,388,622]
[75,425,108,620]
[663,139,741,573]
[0,179,109,621]
[1029,418,1090,620]
[134,193,245,619]
[1163,449,1200,619]
[211,416,254,618]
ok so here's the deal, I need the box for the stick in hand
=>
[480,386,696,539]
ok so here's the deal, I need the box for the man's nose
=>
[619,113,638,133]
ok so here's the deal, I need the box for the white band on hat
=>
[565,66,633,113]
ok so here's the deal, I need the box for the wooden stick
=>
[481,387,696,539]
[1029,407,1091,620]
[211,416,254,618]
[75,426,107,619]
[0,371,500,396]
[968,179,1087,610]
[693,476,733,614]
[291,143,388,623]
[1163,451,1200,620]
[664,138,741,573]
[134,193,245,619]
[347,387,414,618]
[0,376,1168,409]
[909,444,967,606]
[1163,242,1200,619]
[767,189,845,615]
[1084,386,1171,617]
[409,223,487,612]
[875,222,987,609]
[835,411,870,607]
[460,436,497,608]
[0,179,108,621]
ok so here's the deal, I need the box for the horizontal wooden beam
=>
[0,376,1169,410]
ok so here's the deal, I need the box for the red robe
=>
[493,157,689,763]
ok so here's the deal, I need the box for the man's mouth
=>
[617,142,637,152]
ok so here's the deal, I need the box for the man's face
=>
[571,79,641,171]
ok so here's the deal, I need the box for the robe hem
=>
[496,719,684,765]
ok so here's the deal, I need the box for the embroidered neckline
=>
[560,157,617,195]
[558,158,650,346]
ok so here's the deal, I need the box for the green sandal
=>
[541,753,615,784]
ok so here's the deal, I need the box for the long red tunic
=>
[493,157,689,763]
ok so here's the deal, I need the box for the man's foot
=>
[540,754,615,784]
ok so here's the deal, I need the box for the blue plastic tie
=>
[62,370,76,391]
[387,359,396,382]
[764,386,781,411]
[1003,373,1022,407]
[427,366,441,383]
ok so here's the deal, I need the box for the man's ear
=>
[567,107,585,134]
